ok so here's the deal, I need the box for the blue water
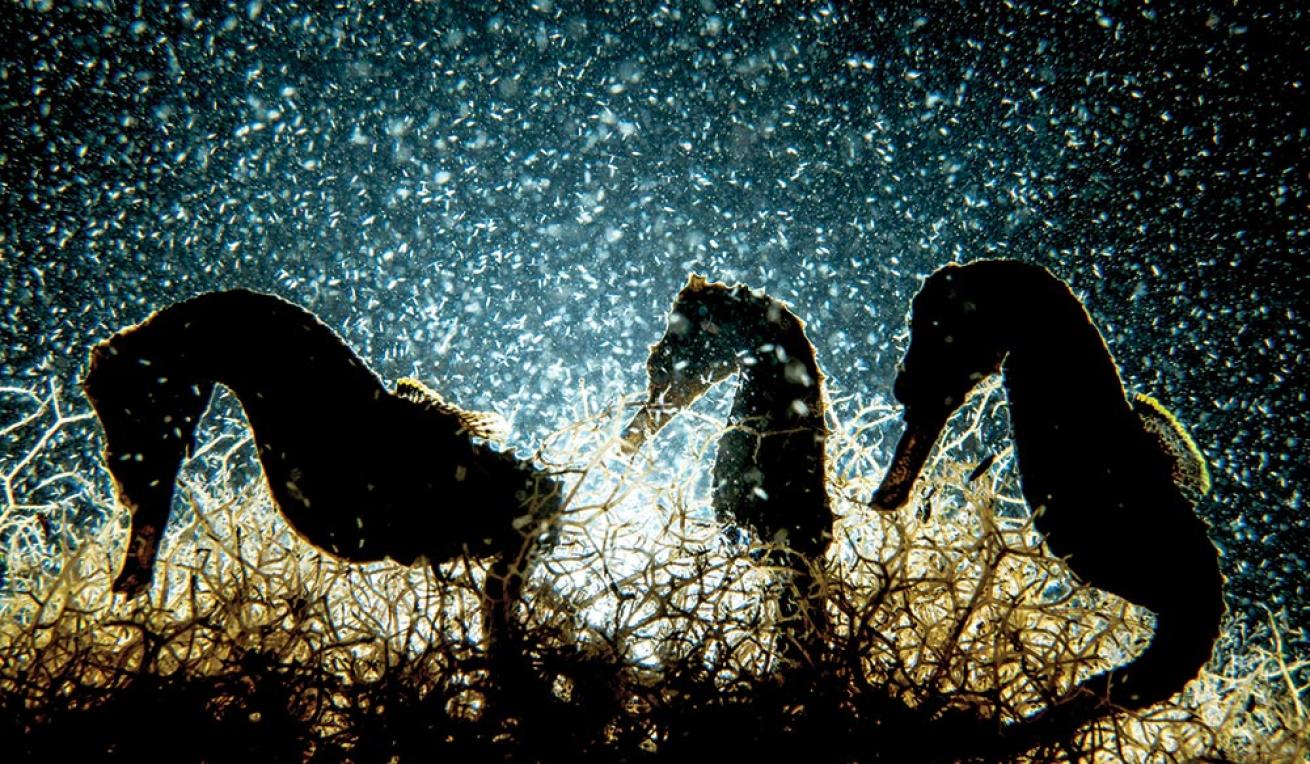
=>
[1,2,1305,645]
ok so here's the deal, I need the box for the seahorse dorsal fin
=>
[395,377,510,442]
[1132,392,1211,500]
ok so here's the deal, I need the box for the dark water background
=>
[2,1,1306,647]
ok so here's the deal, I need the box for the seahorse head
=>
[622,274,776,451]
[874,261,1010,509]
[894,263,1009,419]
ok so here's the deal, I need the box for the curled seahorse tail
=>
[1006,547,1226,758]
[1117,555,1226,711]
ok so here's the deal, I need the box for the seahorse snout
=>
[620,404,674,454]
[873,415,947,511]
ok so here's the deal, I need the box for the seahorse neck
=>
[731,315,826,430]
[997,277,1133,431]
[182,290,386,425]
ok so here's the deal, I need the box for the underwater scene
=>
[1,2,1307,762]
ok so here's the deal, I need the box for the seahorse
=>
[622,274,833,664]
[872,260,1224,734]
[82,289,561,648]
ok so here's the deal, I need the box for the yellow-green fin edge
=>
[1132,392,1212,499]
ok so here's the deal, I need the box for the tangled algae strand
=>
[0,380,1307,762]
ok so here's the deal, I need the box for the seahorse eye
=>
[667,311,691,336]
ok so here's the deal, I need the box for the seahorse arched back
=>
[83,289,561,651]
[873,260,1224,727]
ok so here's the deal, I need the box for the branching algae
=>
[0,268,1304,762]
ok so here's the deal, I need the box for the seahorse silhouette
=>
[872,260,1224,723]
[82,289,561,645]
[622,275,833,662]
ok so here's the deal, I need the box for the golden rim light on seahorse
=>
[622,273,833,665]
[82,288,562,653]
[872,259,1225,746]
